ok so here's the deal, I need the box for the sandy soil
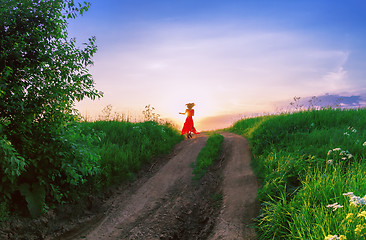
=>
[0,132,259,240]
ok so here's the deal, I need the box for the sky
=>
[69,0,366,130]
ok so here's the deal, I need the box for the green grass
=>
[81,120,184,188]
[191,133,224,180]
[229,108,366,239]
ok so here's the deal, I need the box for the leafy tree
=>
[0,0,102,217]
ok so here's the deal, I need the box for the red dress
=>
[181,109,199,135]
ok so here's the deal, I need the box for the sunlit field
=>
[229,108,366,239]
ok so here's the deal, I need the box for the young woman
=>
[179,103,200,138]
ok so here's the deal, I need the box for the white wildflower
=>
[326,202,343,211]
[343,192,354,197]
[363,141,366,147]
[333,148,341,151]
[327,150,332,156]
[338,150,353,160]
[346,126,357,133]
[344,192,366,206]
[327,159,333,165]
[325,234,346,240]
[344,132,350,136]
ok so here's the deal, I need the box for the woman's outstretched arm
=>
[179,109,187,115]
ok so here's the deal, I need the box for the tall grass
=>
[230,108,366,239]
[80,120,184,188]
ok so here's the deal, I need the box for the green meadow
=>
[229,108,366,240]
[82,120,183,187]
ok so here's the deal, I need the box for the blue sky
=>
[70,0,366,130]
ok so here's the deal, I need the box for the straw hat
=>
[186,103,195,109]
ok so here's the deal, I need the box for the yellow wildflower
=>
[355,224,365,236]
[345,213,354,222]
[357,211,366,219]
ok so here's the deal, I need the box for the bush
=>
[0,0,101,218]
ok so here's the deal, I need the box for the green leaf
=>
[1,0,100,216]
[19,183,45,218]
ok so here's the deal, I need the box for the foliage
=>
[0,201,9,221]
[19,182,46,218]
[230,108,366,239]
[0,124,27,202]
[191,133,224,179]
[0,0,102,218]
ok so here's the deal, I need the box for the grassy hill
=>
[229,108,366,239]
[81,120,184,187]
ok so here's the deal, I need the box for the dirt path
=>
[74,134,210,239]
[1,132,259,240]
[208,132,259,240]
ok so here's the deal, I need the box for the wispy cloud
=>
[321,67,349,91]
[86,20,355,119]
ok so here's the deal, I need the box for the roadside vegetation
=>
[0,116,183,220]
[230,108,366,239]
[191,133,224,180]
[81,120,183,188]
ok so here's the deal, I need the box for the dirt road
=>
[1,132,259,240]
[208,132,259,240]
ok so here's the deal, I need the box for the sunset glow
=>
[71,0,366,130]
